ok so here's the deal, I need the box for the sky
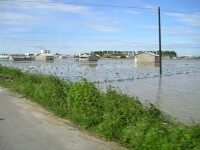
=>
[0,0,200,56]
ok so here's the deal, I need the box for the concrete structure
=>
[135,52,159,63]
[9,55,32,61]
[78,54,100,61]
[35,50,54,61]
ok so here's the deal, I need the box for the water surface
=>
[1,59,200,123]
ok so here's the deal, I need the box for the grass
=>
[0,64,200,150]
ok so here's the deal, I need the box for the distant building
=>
[135,52,159,63]
[24,53,36,60]
[183,55,192,59]
[58,55,67,59]
[35,50,54,61]
[9,54,32,61]
[78,53,100,61]
[41,50,51,54]
[0,54,9,60]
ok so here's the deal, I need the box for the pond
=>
[1,59,200,123]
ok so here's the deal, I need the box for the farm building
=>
[78,54,100,61]
[135,52,159,63]
[35,50,54,61]
[9,54,32,61]
[58,55,67,59]
[0,54,9,60]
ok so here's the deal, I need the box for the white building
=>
[78,53,100,61]
[135,52,159,63]
[35,50,54,61]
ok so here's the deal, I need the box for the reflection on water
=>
[155,76,162,108]
[0,59,200,123]
[134,62,160,67]
[79,62,98,68]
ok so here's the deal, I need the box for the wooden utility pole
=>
[158,7,162,75]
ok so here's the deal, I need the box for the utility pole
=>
[158,7,162,75]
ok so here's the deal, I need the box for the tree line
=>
[92,50,177,58]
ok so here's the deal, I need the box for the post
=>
[158,7,162,75]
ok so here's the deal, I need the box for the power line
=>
[0,0,156,11]
[161,9,199,15]
[1,0,199,15]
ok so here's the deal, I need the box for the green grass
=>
[0,64,200,150]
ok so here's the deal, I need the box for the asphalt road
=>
[0,87,125,150]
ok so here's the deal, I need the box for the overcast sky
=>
[0,0,200,56]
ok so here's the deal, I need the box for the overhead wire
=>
[0,0,199,15]
[0,0,156,10]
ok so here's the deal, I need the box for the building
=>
[24,53,36,60]
[9,54,32,61]
[41,50,51,54]
[35,50,54,61]
[78,54,100,61]
[0,54,9,60]
[135,52,159,63]
[58,55,67,59]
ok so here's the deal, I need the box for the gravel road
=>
[0,87,125,150]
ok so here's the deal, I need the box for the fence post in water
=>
[158,7,162,75]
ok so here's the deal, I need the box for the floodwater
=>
[0,59,200,123]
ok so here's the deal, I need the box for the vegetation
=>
[0,64,199,150]
[137,50,177,58]
[194,56,200,59]
[178,56,200,59]
[92,50,135,58]
[162,51,177,58]
[91,50,177,59]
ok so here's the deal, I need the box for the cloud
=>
[162,40,200,52]
[0,11,38,25]
[90,38,157,49]
[137,24,200,54]
[144,4,156,10]
[165,12,200,27]
[0,27,30,34]
[0,37,73,51]
[0,0,116,31]
[123,10,141,15]
[139,25,157,30]
[0,0,91,15]
[86,25,120,33]
[0,0,92,25]
[139,25,200,36]
[32,3,90,14]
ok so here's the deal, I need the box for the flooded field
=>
[0,59,200,123]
